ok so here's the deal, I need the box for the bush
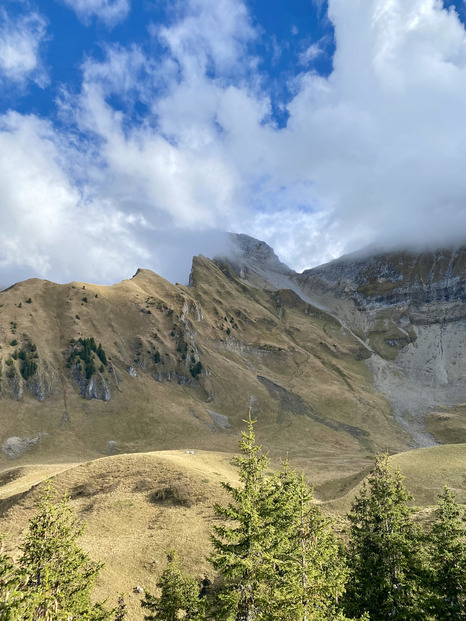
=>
[190,361,203,378]
[149,482,193,507]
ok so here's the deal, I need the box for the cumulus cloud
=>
[283,0,466,254]
[0,8,48,86]
[0,111,148,284]
[60,0,130,27]
[2,0,466,288]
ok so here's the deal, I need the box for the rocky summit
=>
[0,236,464,478]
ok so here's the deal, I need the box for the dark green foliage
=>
[12,349,18,360]
[97,343,107,365]
[82,297,88,303]
[154,350,161,364]
[67,337,107,379]
[142,550,204,620]
[0,536,24,620]
[209,413,276,620]
[85,359,96,379]
[15,482,113,620]
[25,298,32,304]
[344,454,425,621]
[427,486,466,620]
[209,417,355,621]
[265,466,349,620]
[21,358,38,381]
[190,361,202,378]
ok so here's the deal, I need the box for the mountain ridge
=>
[0,235,464,474]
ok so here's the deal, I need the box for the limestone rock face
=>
[72,370,111,401]
[213,233,296,291]
[293,246,466,446]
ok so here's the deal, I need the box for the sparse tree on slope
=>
[427,486,466,620]
[141,549,204,620]
[344,454,425,621]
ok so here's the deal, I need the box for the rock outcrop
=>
[293,246,466,446]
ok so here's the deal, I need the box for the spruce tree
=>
[344,454,424,621]
[141,549,204,620]
[0,536,25,620]
[17,482,113,620]
[428,486,465,620]
[267,466,349,621]
[209,412,274,620]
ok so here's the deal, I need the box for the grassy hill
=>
[0,443,464,620]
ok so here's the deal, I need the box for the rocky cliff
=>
[292,246,466,446]
[221,238,466,448]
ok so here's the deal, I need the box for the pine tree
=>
[428,486,465,620]
[344,454,425,621]
[209,412,275,620]
[267,466,349,621]
[17,481,113,620]
[0,536,25,620]
[141,549,204,620]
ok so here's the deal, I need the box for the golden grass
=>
[321,443,466,515]
[1,441,465,619]
[0,451,239,621]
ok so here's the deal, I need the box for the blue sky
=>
[1,0,466,286]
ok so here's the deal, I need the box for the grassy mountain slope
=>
[0,256,410,481]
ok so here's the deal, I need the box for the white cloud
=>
[0,111,148,284]
[60,0,130,27]
[3,0,466,288]
[280,0,466,258]
[299,42,323,65]
[0,9,48,86]
[53,0,466,277]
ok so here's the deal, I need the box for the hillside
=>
[0,253,410,481]
[0,444,464,620]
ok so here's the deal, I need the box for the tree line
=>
[1,415,465,620]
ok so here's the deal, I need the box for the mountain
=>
[0,246,412,482]
[0,236,464,480]
[293,245,466,446]
[1,235,465,620]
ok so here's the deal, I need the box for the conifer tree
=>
[209,412,274,620]
[428,486,465,620]
[0,536,24,620]
[141,549,204,620]
[344,454,424,621]
[267,466,349,621]
[17,482,113,620]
